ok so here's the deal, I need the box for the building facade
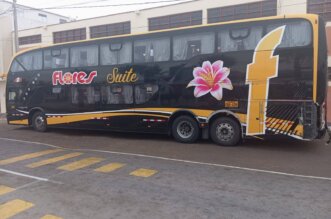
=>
[1,0,331,113]
[0,0,70,113]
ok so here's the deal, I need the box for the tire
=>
[172,116,200,143]
[31,111,48,132]
[210,117,241,146]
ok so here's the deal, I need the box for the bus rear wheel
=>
[210,117,241,146]
[32,112,47,132]
[172,116,200,143]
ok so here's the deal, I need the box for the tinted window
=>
[70,45,98,67]
[10,60,24,72]
[173,32,215,61]
[11,51,42,72]
[266,20,312,48]
[134,37,170,63]
[135,84,159,104]
[101,85,133,104]
[100,41,132,65]
[218,26,263,52]
[44,48,69,69]
[71,86,100,105]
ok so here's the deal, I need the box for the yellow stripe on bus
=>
[47,112,169,125]
[8,119,28,125]
[8,108,303,137]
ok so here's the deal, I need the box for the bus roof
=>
[14,14,319,58]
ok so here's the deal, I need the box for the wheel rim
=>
[177,121,194,139]
[216,123,234,142]
[35,116,46,130]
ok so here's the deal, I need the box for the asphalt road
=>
[0,122,331,218]
[0,122,330,178]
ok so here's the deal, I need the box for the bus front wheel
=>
[32,112,48,132]
[172,116,200,143]
[210,117,241,146]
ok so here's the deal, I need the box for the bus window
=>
[266,20,312,48]
[135,84,159,104]
[70,45,98,67]
[8,90,17,101]
[10,60,24,72]
[101,85,133,104]
[11,51,42,72]
[218,26,263,53]
[134,37,170,63]
[71,86,100,106]
[44,48,69,69]
[100,41,132,65]
[173,32,215,61]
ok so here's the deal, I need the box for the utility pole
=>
[13,0,19,53]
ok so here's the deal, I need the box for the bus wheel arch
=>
[169,111,200,144]
[29,108,47,132]
[208,112,243,146]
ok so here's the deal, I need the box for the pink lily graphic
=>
[187,60,233,100]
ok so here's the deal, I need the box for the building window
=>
[208,0,277,23]
[149,11,203,31]
[59,19,67,24]
[18,34,42,45]
[90,22,131,39]
[38,13,47,18]
[53,28,86,44]
[308,0,331,21]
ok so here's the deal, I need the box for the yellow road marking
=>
[0,185,15,196]
[26,152,83,168]
[94,163,125,173]
[0,149,63,165]
[57,157,104,171]
[130,168,158,178]
[40,214,63,219]
[0,199,34,219]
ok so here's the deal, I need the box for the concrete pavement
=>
[0,138,331,219]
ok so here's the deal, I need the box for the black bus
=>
[6,14,329,146]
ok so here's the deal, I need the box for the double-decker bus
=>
[6,14,329,146]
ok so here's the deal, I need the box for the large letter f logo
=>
[246,26,286,136]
